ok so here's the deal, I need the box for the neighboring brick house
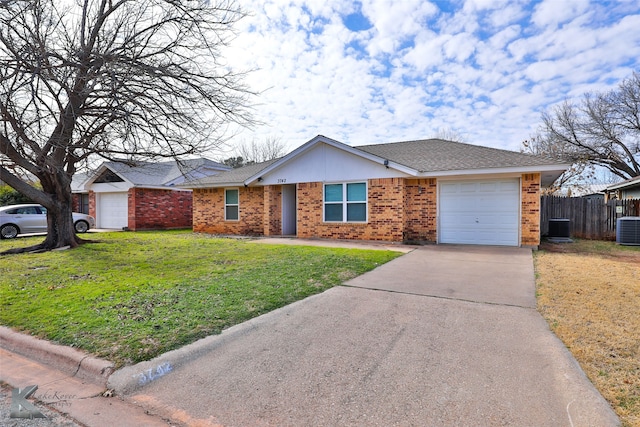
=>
[72,158,230,230]
[180,136,568,247]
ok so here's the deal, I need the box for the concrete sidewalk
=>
[106,244,619,426]
[0,347,172,426]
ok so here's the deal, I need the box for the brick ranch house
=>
[72,158,230,230]
[180,135,568,247]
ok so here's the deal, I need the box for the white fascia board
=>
[420,164,569,187]
[243,135,418,185]
[606,176,640,190]
[417,163,570,178]
[178,180,245,189]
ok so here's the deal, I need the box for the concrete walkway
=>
[105,244,619,427]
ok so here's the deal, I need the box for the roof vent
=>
[616,217,640,246]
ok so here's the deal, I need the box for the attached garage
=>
[439,179,520,246]
[97,192,128,229]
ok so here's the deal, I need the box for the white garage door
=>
[439,179,520,246]
[97,192,128,229]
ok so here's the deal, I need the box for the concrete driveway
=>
[110,244,619,426]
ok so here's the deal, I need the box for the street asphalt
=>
[1,240,621,426]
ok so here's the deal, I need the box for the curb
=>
[0,326,114,387]
[108,289,331,395]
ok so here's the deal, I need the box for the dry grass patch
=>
[535,241,640,427]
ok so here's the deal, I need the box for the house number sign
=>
[277,178,287,183]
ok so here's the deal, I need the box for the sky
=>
[222,0,640,153]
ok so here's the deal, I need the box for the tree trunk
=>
[42,200,81,249]
[39,171,81,250]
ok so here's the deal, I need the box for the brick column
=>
[263,185,282,236]
[521,173,541,247]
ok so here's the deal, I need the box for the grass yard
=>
[0,231,401,367]
[535,239,640,427]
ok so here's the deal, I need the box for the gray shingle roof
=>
[180,136,568,188]
[355,139,562,173]
[100,158,229,187]
[181,159,280,187]
[71,172,89,192]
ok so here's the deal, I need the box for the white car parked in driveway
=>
[0,204,95,239]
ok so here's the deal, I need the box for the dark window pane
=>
[225,189,238,205]
[81,195,89,214]
[226,206,238,220]
[347,203,366,221]
[325,204,343,221]
[324,184,343,202]
[347,183,366,201]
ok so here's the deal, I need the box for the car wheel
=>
[74,220,89,233]
[0,224,19,239]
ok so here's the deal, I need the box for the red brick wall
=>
[128,188,193,231]
[521,173,541,247]
[192,187,264,235]
[404,178,437,242]
[296,179,405,241]
[72,194,81,213]
[88,191,96,220]
[191,175,539,246]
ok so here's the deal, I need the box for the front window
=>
[225,189,239,220]
[324,182,367,222]
[80,194,90,214]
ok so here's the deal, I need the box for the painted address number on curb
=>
[134,362,173,386]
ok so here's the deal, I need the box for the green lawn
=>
[1,231,401,367]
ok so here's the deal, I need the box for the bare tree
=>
[434,127,465,143]
[235,136,287,164]
[533,71,640,182]
[522,134,595,195]
[0,0,254,252]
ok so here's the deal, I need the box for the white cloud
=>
[531,0,590,28]
[219,0,640,154]
[489,4,527,28]
[443,32,477,61]
[362,0,438,56]
[401,31,446,72]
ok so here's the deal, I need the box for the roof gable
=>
[257,140,410,185]
[94,168,126,184]
[241,135,415,185]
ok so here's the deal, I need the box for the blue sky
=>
[222,0,640,153]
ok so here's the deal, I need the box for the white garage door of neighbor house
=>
[439,179,520,246]
[98,192,128,229]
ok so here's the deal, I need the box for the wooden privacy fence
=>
[540,196,640,240]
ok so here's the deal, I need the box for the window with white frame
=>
[225,188,239,220]
[324,182,367,222]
